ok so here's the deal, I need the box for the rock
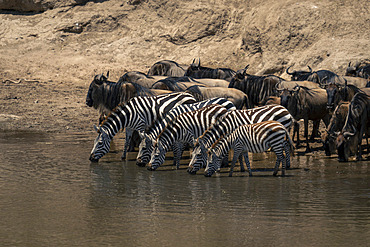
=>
[0,0,90,13]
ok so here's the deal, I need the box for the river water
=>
[0,131,369,246]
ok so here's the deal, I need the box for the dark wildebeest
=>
[336,91,370,162]
[322,101,350,156]
[147,60,187,77]
[279,86,330,152]
[228,65,284,107]
[118,71,167,88]
[320,82,365,112]
[345,62,370,79]
[185,85,249,110]
[86,73,172,159]
[286,65,343,84]
[184,58,236,82]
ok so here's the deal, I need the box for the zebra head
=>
[147,140,166,171]
[136,134,154,167]
[89,125,112,162]
[187,139,207,175]
[204,149,221,177]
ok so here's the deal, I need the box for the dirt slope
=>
[0,0,369,133]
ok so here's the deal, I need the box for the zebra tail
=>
[286,130,295,157]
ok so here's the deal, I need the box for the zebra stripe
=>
[89,92,196,162]
[187,104,294,174]
[147,104,229,170]
[205,121,294,177]
[136,97,236,167]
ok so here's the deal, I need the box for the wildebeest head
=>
[345,62,358,77]
[286,65,313,81]
[323,83,340,110]
[86,72,110,107]
[278,86,300,109]
[185,58,202,77]
[229,65,249,88]
[336,131,357,162]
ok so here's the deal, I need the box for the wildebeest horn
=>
[292,85,300,92]
[275,81,283,92]
[244,64,249,70]
[343,132,355,138]
[192,58,195,64]
[286,65,293,75]
[197,58,201,67]
[348,62,351,67]
[307,65,312,73]
[106,71,110,78]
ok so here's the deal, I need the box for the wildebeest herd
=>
[87,59,370,176]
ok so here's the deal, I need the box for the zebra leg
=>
[239,154,245,173]
[172,142,184,169]
[121,128,133,160]
[229,150,241,177]
[242,152,252,176]
[284,141,291,169]
[273,147,285,176]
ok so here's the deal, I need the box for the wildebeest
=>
[320,82,364,111]
[322,101,350,156]
[345,62,370,79]
[151,77,230,91]
[151,77,206,91]
[147,60,187,77]
[286,65,343,84]
[341,76,369,88]
[185,85,249,109]
[184,58,236,82]
[118,71,167,88]
[336,91,370,162]
[279,86,330,152]
[229,65,284,107]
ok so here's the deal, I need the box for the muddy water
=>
[0,131,369,246]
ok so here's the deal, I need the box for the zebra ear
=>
[94,125,101,133]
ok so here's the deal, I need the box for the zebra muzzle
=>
[89,154,99,162]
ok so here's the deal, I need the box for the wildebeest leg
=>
[121,128,134,160]
[304,118,311,153]
[293,121,300,148]
[310,120,320,140]
[172,142,184,169]
[242,152,252,176]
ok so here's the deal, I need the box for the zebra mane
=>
[210,135,224,150]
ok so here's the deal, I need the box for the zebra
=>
[147,104,230,171]
[136,97,236,167]
[187,104,294,174]
[205,121,295,177]
[89,92,196,162]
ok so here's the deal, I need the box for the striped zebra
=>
[205,121,295,177]
[147,104,229,170]
[89,92,196,162]
[187,104,294,174]
[136,97,236,167]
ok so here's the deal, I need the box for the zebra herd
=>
[89,91,294,177]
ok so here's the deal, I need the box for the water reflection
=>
[0,131,369,246]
